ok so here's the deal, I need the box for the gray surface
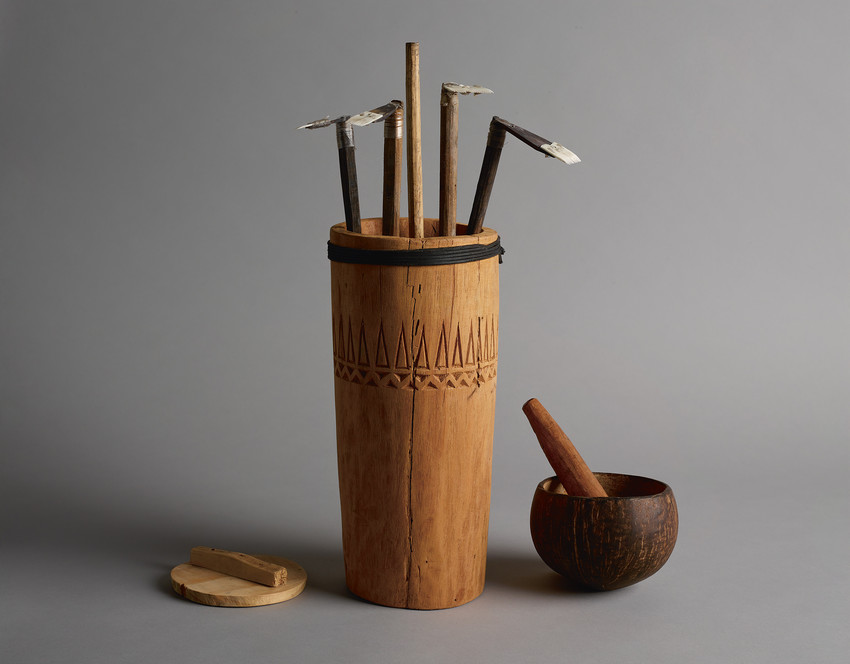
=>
[2,1,848,662]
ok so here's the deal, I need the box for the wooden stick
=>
[466,119,505,235]
[190,546,288,587]
[522,398,608,497]
[439,87,459,236]
[382,101,404,236]
[405,42,424,238]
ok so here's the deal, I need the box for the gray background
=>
[2,1,848,662]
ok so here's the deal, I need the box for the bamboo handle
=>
[466,120,505,235]
[406,42,424,238]
[439,89,459,236]
[522,398,608,497]
[190,546,288,587]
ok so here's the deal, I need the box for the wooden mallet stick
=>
[405,42,424,238]
[522,398,607,497]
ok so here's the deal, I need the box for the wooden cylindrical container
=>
[329,217,501,609]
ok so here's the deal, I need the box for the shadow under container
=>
[329,217,502,610]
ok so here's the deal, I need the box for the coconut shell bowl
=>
[530,472,678,591]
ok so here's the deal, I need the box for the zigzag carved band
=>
[334,358,497,390]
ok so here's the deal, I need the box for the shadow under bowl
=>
[530,473,678,591]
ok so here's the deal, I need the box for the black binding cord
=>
[328,238,504,266]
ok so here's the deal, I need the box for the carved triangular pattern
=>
[414,325,430,369]
[452,323,464,367]
[435,323,449,369]
[375,323,390,368]
[357,321,370,367]
[395,323,410,369]
[413,325,431,369]
[346,317,356,363]
[466,321,477,365]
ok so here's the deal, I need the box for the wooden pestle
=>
[522,398,608,497]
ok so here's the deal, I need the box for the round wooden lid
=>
[170,555,306,607]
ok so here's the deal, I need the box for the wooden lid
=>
[170,555,306,607]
